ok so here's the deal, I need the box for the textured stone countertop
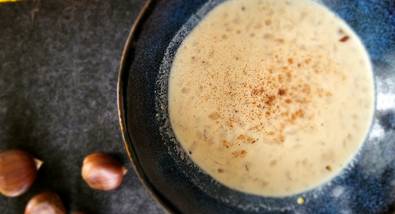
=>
[0,0,162,213]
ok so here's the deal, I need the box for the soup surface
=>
[168,0,374,196]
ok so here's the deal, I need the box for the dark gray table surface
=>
[0,0,163,213]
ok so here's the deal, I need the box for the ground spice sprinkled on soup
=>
[168,0,374,196]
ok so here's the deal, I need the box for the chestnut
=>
[0,150,42,197]
[24,192,66,214]
[81,152,127,191]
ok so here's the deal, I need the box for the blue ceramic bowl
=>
[118,0,395,213]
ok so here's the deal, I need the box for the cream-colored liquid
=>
[168,0,374,197]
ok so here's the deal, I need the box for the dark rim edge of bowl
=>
[117,0,179,213]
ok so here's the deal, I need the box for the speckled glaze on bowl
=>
[118,0,395,213]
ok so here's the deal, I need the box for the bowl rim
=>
[117,0,178,213]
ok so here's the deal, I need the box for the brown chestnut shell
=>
[0,150,41,197]
[24,192,66,214]
[81,152,127,191]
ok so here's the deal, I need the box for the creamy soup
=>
[168,0,374,197]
